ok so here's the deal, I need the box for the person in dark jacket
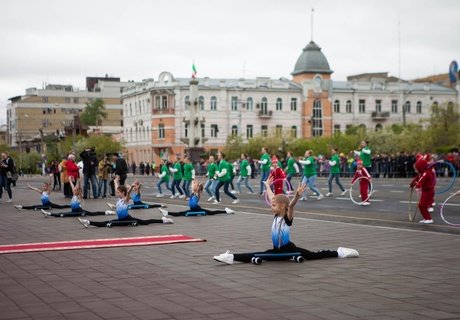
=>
[80,147,98,199]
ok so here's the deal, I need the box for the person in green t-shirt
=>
[156,159,172,197]
[213,152,239,204]
[284,151,299,193]
[354,140,372,174]
[182,156,195,199]
[237,153,255,194]
[258,147,271,195]
[326,148,347,196]
[299,150,323,200]
[169,157,184,199]
[204,155,219,201]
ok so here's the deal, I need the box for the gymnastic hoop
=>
[349,176,373,205]
[440,190,460,226]
[264,178,293,206]
[428,161,457,195]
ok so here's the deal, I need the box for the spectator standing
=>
[0,151,15,202]
[80,147,99,199]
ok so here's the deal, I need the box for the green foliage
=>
[80,98,108,126]
[223,103,459,158]
[43,134,122,162]
[21,151,42,174]
[222,135,244,161]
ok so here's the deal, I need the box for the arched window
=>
[404,101,411,113]
[199,96,204,110]
[334,100,340,113]
[432,101,439,114]
[416,101,422,114]
[185,96,190,110]
[346,100,352,113]
[246,97,253,111]
[312,99,323,137]
[231,125,238,136]
[276,98,282,111]
[291,126,297,138]
[261,97,268,115]
[375,124,383,131]
[210,96,217,111]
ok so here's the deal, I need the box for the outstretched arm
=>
[27,184,42,193]
[287,183,307,221]
[263,175,275,202]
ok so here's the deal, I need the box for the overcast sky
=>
[1,0,459,124]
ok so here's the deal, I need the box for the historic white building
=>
[122,41,459,163]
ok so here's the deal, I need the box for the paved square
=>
[1,177,459,319]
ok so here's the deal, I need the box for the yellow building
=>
[6,76,137,152]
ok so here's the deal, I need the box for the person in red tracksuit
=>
[351,160,372,206]
[410,154,435,224]
[268,157,286,195]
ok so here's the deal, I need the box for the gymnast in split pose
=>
[14,175,71,211]
[213,176,359,264]
[41,178,113,217]
[107,179,165,210]
[78,175,173,228]
[159,180,235,217]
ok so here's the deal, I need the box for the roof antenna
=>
[310,8,315,42]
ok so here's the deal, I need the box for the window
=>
[276,98,282,111]
[375,124,383,131]
[275,125,282,137]
[201,124,205,137]
[404,101,411,113]
[375,99,382,112]
[162,96,168,109]
[211,124,218,138]
[199,96,204,110]
[65,97,71,103]
[261,125,268,137]
[73,97,79,104]
[432,101,439,114]
[184,96,190,110]
[346,100,352,113]
[312,99,323,137]
[333,100,340,113]
[334,124,341,134]
[290,126,297,138]
[391,100,398,113]
[210,96,217,111]
[246,125,253,139]
[261,97,268,115]
[416,101,422,114]
[158,124,165,139]
[231,125,238,136]
[358,99,366,113]
[246,97,253,111]
[290,98,297,111]
[231,96,238,111]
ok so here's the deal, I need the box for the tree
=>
[426,102,460,152]
[80,98,108,127]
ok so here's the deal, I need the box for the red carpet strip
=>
[0,235,206,254]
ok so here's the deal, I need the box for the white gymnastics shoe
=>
[337,247,359,258]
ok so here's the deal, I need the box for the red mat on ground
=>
[0,235,206,254]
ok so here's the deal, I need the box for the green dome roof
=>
[291,41,333,75]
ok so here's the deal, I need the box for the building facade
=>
[7,77,137,152]
[123,41,459,163]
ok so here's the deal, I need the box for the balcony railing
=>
[258,110,273,118]
[371,111,390,119]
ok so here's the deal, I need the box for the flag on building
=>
[192,62,197,79]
